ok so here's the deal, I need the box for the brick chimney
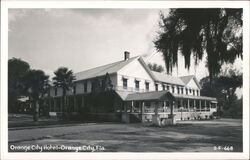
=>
[124,51,130,60]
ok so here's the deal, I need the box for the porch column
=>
[163,101,166,112]
[187,99,190,111]
[170,101,175,116]
[131,101,134,113]
[154,102,159,116]
[142,102,145,114]
[199,100,201,111]
[205,100,207,109]
[194,99,196,109]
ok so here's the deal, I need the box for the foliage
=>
[53,67,76,95]
[86,91,116,113]
[154,9,242,80]
[22,69,49,121]
[53,67,76,113]
[22,70,49,100]
[147,63,164,73]
[200,67,242,118]
[8,58,30,113]
[91,73,114,92]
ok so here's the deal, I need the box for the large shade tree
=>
[154,9,242,81]
[147,63,164,73]
[8,58,30,113]
[200,67,242,117]
[22,69,49,121]
[53,67,76,114]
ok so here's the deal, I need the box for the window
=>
[197,90,199,96]
[186,88,188,95]
[181,88,183,94]
[84,82,87,93]
[189,89,192,93]
[167,85,170,91]
[177,87,180,94]
[193,90,195,96]
[54,88,57,96]
[162,85,165,90]
[135,80,140,90]
[155,84,158,91]
[172,86,175,93]
[123,78,128,89]
[145,82,149,91]
[91,81,95,92]
[101,79,105,89]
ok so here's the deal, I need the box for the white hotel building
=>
[48,52,217,123]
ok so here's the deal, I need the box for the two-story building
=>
[47,51,217,122]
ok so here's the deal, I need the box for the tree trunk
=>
[33,100,39,121]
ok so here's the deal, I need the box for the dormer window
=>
[197,90,199,96]
[172,86,175,93]
[162,85,165,90]
[177,87,180,94]
[186,88,188,95]
[181,88,183,94]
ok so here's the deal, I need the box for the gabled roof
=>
[179,75,201,89]
[74,56,139,81]
[179,75,194,84]
[152,71,185,86]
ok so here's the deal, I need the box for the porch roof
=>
[172,93,217,101]
[125,90,174,101]
[116,90,217,102]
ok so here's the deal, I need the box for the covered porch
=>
[121,91,218,123]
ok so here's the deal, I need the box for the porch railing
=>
[137,107,211,113]
[114,86,148,92]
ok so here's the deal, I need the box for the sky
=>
[8,9,242,84]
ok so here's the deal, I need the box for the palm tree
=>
[22,69,49,121]
[53,67,75,116]
[154,9,242,81]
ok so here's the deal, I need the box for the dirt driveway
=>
[9,119,242,152]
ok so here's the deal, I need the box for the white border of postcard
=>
[1,1,249,160]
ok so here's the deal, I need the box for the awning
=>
[125,90,175,101]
